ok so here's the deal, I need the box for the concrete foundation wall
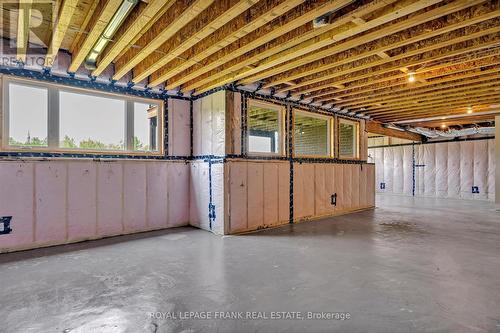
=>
[0,160,190,252]
[369,139,495,201]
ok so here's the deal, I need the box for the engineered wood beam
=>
[68,0,122,73]
[132,0,261,84]
[69,0,99,55]
[44,0,78,68]
[16,0,33,63]
[147,0,305,87]
[92,0,174,76]
[113,0,214,80]
[366,121,423,141]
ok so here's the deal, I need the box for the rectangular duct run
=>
[369,139,496,201]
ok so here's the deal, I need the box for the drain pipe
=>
[408,126,496,138]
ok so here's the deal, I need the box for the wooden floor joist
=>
[44,0,78,68]
[146,0,305,87]
[238,0,484,87]
[113,0,213,81]
[131,0,261,84]
[316,64,500,104]
[192,0,449,94]
[92,0,173,77]
[16,0,33,63]
[271,7,500,93]
[168,0,361,91]
[68,0,122,73]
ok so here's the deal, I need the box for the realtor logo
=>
[0,1,54,65]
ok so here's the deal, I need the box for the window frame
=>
[337,117,360,160]
[246,99,285,157]
[292,109,334,158]
[1,76,164,156]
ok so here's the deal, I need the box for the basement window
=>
[6,83,48,148]
[247,100,284,155]
[338,118,360,159]
[293,110,332,157]
[60,91,126,151]
[1,77,163,155]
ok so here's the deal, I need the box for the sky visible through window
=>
[9,84,48,145]
[60,91,125,149]
[8,83,157,151]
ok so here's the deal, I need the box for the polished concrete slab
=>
[1,195,500,333]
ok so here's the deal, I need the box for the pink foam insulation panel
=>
[168,99,191,156]
[294,163,375,223]
[0,160,190,253]
[226,160,290,234]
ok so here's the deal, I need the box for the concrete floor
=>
[1,195,500,333]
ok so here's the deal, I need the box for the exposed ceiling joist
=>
[16,0,33,63]
[92,0,173,77]
[131,0,261,84]
[113,0,214,80]
[193,0,446,94]
[272,6,500,93]
[68,0,122,73]
[169,0,360,91]
[147,0,305,87]
[44,0,78,68]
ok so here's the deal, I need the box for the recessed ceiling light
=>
[408,72,416,83]
[441,124,446,129]
[467,106,473,114]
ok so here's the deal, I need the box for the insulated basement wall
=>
[225,160,290,234]
[192,90,226,156]
[189,160,224,235]
[369,139,496,201]
[189,91,227,234]
[293,163,375,222]
[167,98,190,156]
[0,160,190,253]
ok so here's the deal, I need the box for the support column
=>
[496,116,500,207]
